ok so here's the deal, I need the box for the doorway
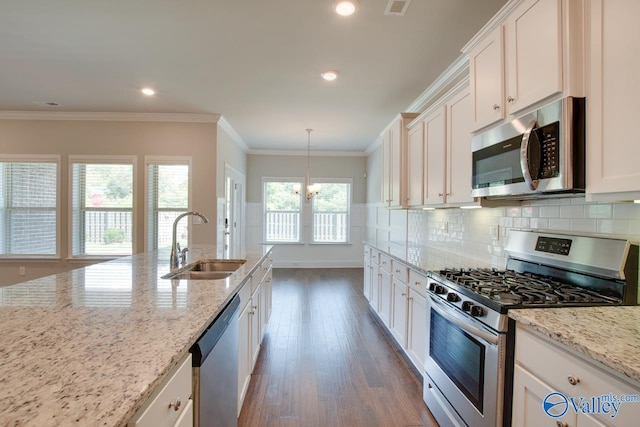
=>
[224,164,245,258]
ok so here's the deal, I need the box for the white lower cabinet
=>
[513,325,640,427]
[363,246,428,375]
[129,354,193,427]
[237,254,273,417]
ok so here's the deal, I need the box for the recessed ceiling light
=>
[321,70,339,81]
[334,1,357,16]
[141,87,156,96]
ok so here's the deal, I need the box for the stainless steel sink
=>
[161,259,246,280]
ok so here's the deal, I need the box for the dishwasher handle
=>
[190,294,241,367]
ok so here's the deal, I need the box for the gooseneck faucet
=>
[170,211,209,270]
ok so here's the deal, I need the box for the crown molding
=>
[365,134,384,155]
[405,54,470,113]
[218,116,249,152]
[0,111,220,123]
[248,149,366,157]
[461,0,522,53]
[408,76,471,128]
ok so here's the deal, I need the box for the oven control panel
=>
[535,236,572,255]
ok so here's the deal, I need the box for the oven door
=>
[424,295,504,427]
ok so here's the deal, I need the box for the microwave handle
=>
[520,120,539,191]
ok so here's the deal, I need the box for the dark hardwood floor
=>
[238,268,438,427]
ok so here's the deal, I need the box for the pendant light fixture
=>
[293,129,321,201]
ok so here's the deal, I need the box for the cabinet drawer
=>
[408,270,428,298]
[370,249,380,265]
[130,354,192,427]
[379,254,392,272]
[391,261,408,284]
[516,326,640,426]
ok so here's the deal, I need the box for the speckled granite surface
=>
[0,245,271,426]
[510,306,640,385]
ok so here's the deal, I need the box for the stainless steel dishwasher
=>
[190,294,240,427]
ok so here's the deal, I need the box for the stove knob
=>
[446,292,460,302]
[428,282,437,292]
[471,306,485,317]
[434,285,446,295]
[461,301,473,312]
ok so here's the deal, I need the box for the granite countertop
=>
[0,245,272,426]
[509,306,640,385]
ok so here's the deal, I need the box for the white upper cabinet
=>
[407,81,480,208]
[586,0,640,201]
[381,113,419,208]
[406,123,425,208]
[466,0,583,132]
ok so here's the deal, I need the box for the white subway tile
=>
[570,197,587,205]
[571,219,597,233]
[507,207,522,217]
[586,204,613,219]
[514,218,530,229]
[612,203,640,219]
[522,207,539,218]
[540,205,560,218]
[560,205,585,219]
[549,218,571,230]
[597,219,629,235]
[530,218,549,230]
[499,217,514,228]
[548,198,567,205]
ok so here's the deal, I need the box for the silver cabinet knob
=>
[493,104,500,110]
[556,421,568,427]
[507,96,515,103]
[567,375,580,386]
[169,397,182,411]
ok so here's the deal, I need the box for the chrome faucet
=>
[170,211,209,270]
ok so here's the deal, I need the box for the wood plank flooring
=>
[238,268,438,427]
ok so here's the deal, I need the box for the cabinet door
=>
[250,285,262,368]
[423,106,447,206]
[506,0,563,114]
[407,290,427,373]
[469,25,505,131]
[407,123,424,207]
[363,258,372,301]
[371,263,381,312]
[381,130,392,206]
[389,120,403,207]
[446,87,475,205]
[512,365,577,427]
[390,278,408,347]
[237,302,251,414]
[586,0,640,200]
[379,268,392,327]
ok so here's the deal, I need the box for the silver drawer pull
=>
[567,375,580,386]
[168,397,182,411]
[556,421,568,427]
[493,104,500,111]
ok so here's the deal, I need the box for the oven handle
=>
[428,295,499,346]
[520,119,539,191]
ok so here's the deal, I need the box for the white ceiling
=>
[0,0,506,152]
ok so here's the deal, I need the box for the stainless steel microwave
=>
[470,97,585,199]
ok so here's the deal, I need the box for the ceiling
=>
[1,0,506,152]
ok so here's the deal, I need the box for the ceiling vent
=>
[384,0,412,16]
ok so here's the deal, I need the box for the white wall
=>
[216,126,247,198]
[0,118,218,285]
[246,153,367,267]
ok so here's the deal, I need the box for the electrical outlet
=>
[19,266,26,276]
[490,225,500,240]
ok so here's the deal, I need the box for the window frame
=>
[0,154,61,260]
[144,156,192,252]
[262,177,304,244]
[310,178,352,244]
[68,155,137,259]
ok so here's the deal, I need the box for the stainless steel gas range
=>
[422,230,639,427]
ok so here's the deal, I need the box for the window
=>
[0,157,59,257]
[312,181,351,243]
[146,159,190,251]
[263,179,303,242]
[70,157,135,257]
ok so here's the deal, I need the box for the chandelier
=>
[293,129,320,201]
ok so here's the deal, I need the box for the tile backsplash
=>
[368,197,640,269]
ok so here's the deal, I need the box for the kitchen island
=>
[0,246,272,426]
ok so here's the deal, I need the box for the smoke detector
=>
[384,0,412,16]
